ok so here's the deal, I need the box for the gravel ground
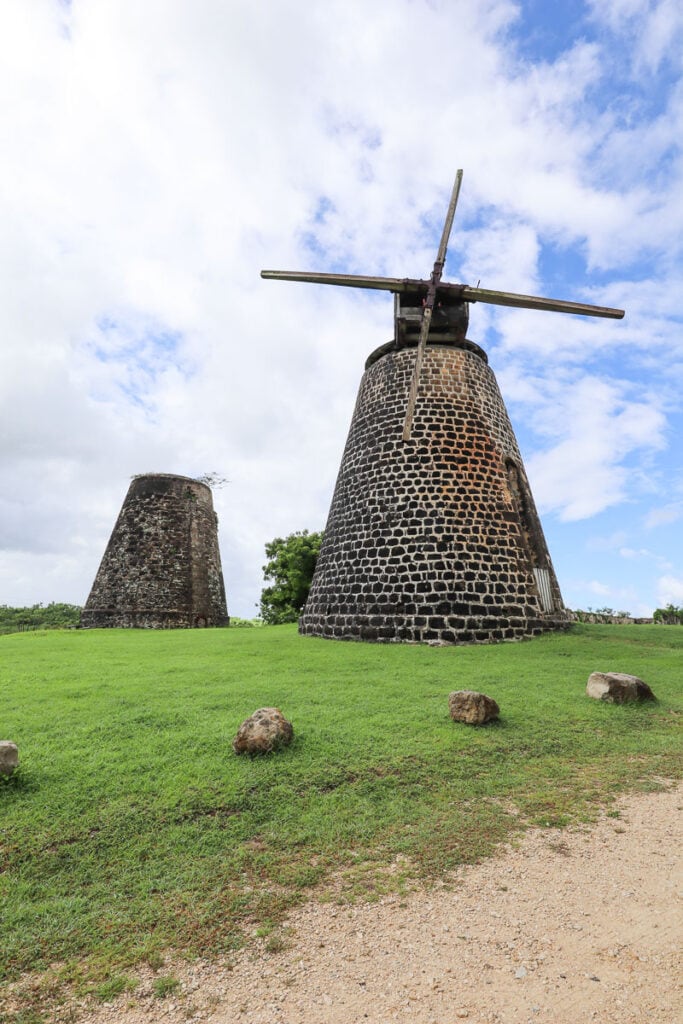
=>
[17,782,683,1024]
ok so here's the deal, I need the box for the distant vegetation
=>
[653,604,683,624]
[0,602,82,634]
[570,604,682,625]
[2,599,679,635]
[571,605,633,620]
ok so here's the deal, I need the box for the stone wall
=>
[81,474,229,628]
[567,612,655,625]
[299,339,568,644]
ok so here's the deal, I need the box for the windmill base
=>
[299,341,570,646]
[80,609,229,629]
[299,611,569,645]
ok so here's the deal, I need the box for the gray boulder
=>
[586,672,656,704]
[0,741,19,777]
[233,707,294,755]
[448,690,500,724]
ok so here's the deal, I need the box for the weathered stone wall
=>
[566,612,655,625]
[299,340,568,644]
[81,474,229,628]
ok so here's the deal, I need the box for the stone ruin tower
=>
[299,337,566,643]
[262,171,624,645]
[81,474,229,628]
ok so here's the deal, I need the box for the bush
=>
[0,603,82,634]
[653,604,683,625]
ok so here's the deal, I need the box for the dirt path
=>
[58,783,683,1023]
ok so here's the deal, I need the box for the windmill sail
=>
[262,173,624,645]
[261,271,624,319]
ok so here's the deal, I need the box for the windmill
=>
[81,474,229,629]
[262,172,624,644]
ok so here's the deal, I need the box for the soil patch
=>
[19,783,683,1023]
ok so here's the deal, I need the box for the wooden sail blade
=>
[261,270,410,292]
[402,172,464,441]
[402,306,433,441]
[435,169,463,266]
[460,285,624,319]
[261,273,624,319]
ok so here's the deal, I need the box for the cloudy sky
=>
[1,0,681,619]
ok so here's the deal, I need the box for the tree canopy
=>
[259,530,323,625]
[0,603,82,634]
[653,604,683,624]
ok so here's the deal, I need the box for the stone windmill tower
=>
[262,172,624,644]
[81,473,229,629]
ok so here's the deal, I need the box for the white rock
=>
[586,672,656,704]
[0,741,19,777]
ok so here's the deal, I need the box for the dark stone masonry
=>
[299,338,569,644]
[81,474,229,629]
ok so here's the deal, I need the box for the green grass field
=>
[1,623,681,1013]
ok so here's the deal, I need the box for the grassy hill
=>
[1,623,681,1012]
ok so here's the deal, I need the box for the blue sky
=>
[0,0,681,618]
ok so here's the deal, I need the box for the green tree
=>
[259,530,323,624]
[653,604,683,625]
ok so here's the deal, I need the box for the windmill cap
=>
[127,473,214,503]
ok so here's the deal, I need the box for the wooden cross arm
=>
[261,271,624,320]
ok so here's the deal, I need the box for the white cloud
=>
[619,547,672,572]
[657,575,683,606]
[522,376,666,520]
[0,1,681,613]
[586,530,630,551]
[570,580,650,616]
[645,501,683,528]
[588,0,683,73]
